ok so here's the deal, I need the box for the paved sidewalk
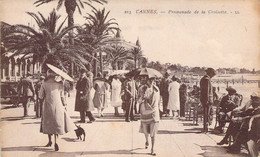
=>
[0,90,252,157]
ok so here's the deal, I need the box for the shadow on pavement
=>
[183,123,199,126]
[38,148,148,157]
[1,116,26,121]
[70,116,80,119]
[158,127,219,134]
[2,146,53,152]
[197,145,250,157]
[1,105,17,110]
[94,119,126,123]
[62,137,78,142]
[158,130,201,134]
[185,127,216,133]
[2,146,148,156]
[22,121,41,125]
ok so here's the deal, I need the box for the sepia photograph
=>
[0,0,260,156]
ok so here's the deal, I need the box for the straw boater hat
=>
[226,86,236,93]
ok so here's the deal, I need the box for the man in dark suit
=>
[160,70,171,116]
[179,83,188,118]
[75,69,95,123]
[225,94,260,154]
[35,76,45,118]
[200,68,216,132]
[125,75,137,122]
[18,72,35,117]
[215,86,241,133]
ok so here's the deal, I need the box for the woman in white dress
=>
[111,75,122,116]
[167,76,180,118]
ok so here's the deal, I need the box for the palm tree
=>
[104,45,134,70]
[34,0,107,44]
[6,9,93,72]
[79,7,119,76]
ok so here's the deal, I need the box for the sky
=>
[1,0,260,70]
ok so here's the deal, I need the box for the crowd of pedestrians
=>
[14,65,259,156]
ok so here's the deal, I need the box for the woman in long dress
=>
[167,76,180,118]
[39,69,74,151]
[111,76,122,116]
[93,75,107,117]
[139,78,160,156]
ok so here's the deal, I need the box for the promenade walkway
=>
[0,90,251,157]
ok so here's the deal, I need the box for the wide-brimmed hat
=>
[205,68,216,75]
[226,86,236,93]
[46,64,74,81]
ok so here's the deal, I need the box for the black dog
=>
[74,125,85,141]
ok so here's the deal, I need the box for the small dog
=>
[74,125,85,141]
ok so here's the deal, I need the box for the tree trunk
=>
[67,10,74,76]
[134,55,137,69]
[99,52,103,77]
[67,10,74,45]
[93,53,97,77]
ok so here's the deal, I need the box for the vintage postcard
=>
[1,0,260,157]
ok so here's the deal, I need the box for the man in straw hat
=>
[200,67,216,132]
[215,86,241,133]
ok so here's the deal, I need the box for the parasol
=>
[46,64,74,82]
[125,68,163,78]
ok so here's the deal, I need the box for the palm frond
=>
[56,0,64,10]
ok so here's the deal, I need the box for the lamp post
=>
[133,38,141,69]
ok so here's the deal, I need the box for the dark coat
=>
[125,79,137,100]
[159,77,170,98]
[248,116,260,142]
[200,75,213,106]
[75,76,94,112]
[18,77,35,97]
[179,84,188,103]
[219,94,241,113]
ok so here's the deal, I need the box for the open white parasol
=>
[46,64,74,82]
